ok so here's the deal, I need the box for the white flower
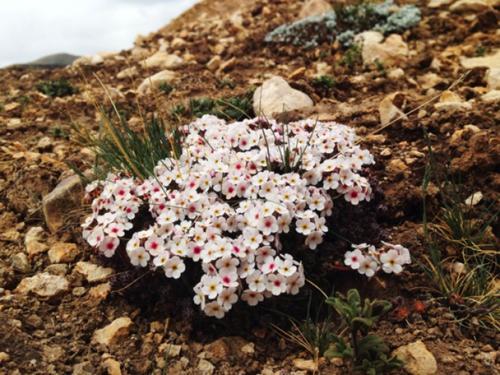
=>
[277,255,297,277]
[243,228,263,250]
[266,274,287,295]
[153,251,170,268]
[201,275,223,299]
[204,301,225,319]
[258,216,278,236]
[241,290,264,306]
[358,257,378,277]
[129,247,150,267]
[246,270,266,292]
[217,288,238,311]
[344,249,365,270]
[164,256,185,279]
[305,231,323,250]
[98,236,119,257]
[296,219,313,235]
[380,249,404,274]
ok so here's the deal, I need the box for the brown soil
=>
[0,0,499,374]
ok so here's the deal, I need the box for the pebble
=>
[74,261,113,283]
[102,358,122,375]
[92,317,133,347]
[197,359,215,375]
[0,352,10,364]
[15,272,69,298]
[393,340,438,375]
[11,252,31,273]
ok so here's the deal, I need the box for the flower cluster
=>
[82,115,406,318]
[344,242,411,277]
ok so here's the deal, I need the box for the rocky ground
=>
[0,0,499,374]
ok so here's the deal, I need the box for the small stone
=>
[15,272,69,298]
[138,70,176,94]
[481,89,500,103]
[205,338,231,362]
[475,351,497,365]
[141,51,184,69]
[206,56,221,72]
[380,148,392,157]
[161,344,182,357]
[450,0,495,13]
[117,66,138,80]
[48,242,79,263]
[45,263,69,276]
[103,358,122,375]
[428,0,454,8]
[75,261,113,283]
[92,317,133,347]
[11,252,31,273]
[360,32,409,67]
[464,191,483,206]
[171,37,186,49]
[89,282,111,301]
[298,0,333,19]
[288,67,306,80]
[197,359,215,375]
[293,358,318,372]
[253,76,313,117]
[4,102,20,112]
[43,345,64,363]
[486,68,500,89]
[388,68,405,80]
[379,92,407,126]
[42,175,83,233]
[434,90,472,111]
[218,57,237,73]
[387,159,408,175]
[364,134,386,144]
[0,352,10,364]
[460,50,500,70]
[36,137,52,151]
[25,226,48,256]
[241,342,255,355]
[72,287,87,296]
[418,73,442,89]
[73,361,94,375]
[393,340,438,375]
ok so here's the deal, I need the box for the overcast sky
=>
[0,0,197,67]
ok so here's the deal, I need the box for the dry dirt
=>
[0,0,499,374]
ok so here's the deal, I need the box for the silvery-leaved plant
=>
[82,115,410,318]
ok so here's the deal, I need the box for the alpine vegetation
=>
[81,115,410,318]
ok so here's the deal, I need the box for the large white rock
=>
[298,0,333,18]
[15,272,69,297]
[138,70,176,94]
[393,340,438,375]
[361,33,409,66]
[141,51,184,69]
[460,50,500,70]
[253,76,313,117]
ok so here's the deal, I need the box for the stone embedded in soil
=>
[450,0,495,13]
[428,0,454,8]
[486,68,500,89]
[141,51,184,69]
[464,191,483,206]
[43,344,64,363]
[449,124,481,146]
[116,66,138,80]
[0,352,10,364]
[434,90,472,111]
[102,358,122,375]
[460,50,500,70]
[25,226,48,256]
[298,0,333,19]
[74,261,113,283]
[89,282,111,301]
[73,361,95,375]
[48,242,79,263]
[42,175,83,233]
[92,317,133,347]
[293,358,318,372]
[253,76,313,118]
[197,359,215,375]
[15,272,69,298]
[393,340,438,375]
[379,92,407,126]
[204,336,255,362]
[206,55,221,72]
[11,252,31,273]
[138,70,176,94]
[360,32,409,67]
[481,89,500,103]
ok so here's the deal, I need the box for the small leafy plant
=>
[341,43,363,69]
[188,92,254,121]
[325,289,403,374]
[36,79,77,97]
[311,75,336,97]
[159,82,174,95]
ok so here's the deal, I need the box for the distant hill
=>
[13,53,80,68]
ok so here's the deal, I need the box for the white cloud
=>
[0,0,197,67]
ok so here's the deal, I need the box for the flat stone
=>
[116,66,138,80]
[74,261,113,283]
[293,358,318,372]
[141,51,184,69]
[138,70,176,94]
[25,226,48,256]
[461,50,500,70]
[434,90,472,111]
[379,92,407,126]
[11,252,31,273]
[197,359,215,375]
[42,175,83,233]
[361,32,409,66]
[48,242,79,263]
[206,56,221,72]
[393,340,438,375]
[298,0,333,19]
[450,0,495,13]
[486,68,500,89]
[481,89,500,103]
[103,358,122,375]
[92,317,133,347]
[15,272,69,298]
[253,76,313,117]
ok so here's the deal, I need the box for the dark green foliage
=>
[73,112,182,180]
[36,79,77,97]
[49,126,70,139]
[341,43,363,68]
[188,91,254,121]
[216,78,236,89]
[311,75,336,96]
[159,82,174,95]
[325,289,403,374]
[475,45,486,57]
